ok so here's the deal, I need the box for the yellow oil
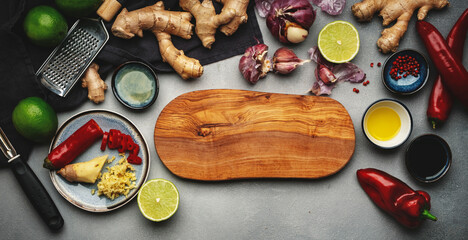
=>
[366,107,401,141]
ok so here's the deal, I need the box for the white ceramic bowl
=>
[362,99,413,149]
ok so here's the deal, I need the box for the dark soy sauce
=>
[406,134,451,182]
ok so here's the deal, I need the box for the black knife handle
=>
[9,156,64,231]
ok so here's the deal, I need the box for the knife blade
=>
[0,127,64,231]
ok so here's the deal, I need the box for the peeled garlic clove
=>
[273,47,310,74]
[286,23,309,44]
[317,64,337,85]
[239,43,272,84]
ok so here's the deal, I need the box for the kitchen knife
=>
[0,127,63,231]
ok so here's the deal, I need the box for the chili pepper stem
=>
[421,209,437,221]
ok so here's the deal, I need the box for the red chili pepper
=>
[427,9,468,129]
[357,168,437,228]
[416,20,468,109]
[44,119,103,170]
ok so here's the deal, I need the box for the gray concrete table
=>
[1,1,467,239]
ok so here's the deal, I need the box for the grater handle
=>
[9,156,64,231]
[97,0,125,22]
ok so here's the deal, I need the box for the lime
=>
[12,97,58,143]
[23,6,68,48]
[137,179,179,222]
[318,21,360,63]
[55,0,103,18]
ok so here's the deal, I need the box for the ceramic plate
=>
[49,110,150,212]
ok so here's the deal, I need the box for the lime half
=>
[137,179,179,222]
[318,21,360,63]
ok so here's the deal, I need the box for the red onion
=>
[263,0,316,44]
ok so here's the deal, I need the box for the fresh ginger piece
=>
[81,63,107,104]
[352,0,449,53]
[180,0,236,49]
[57,155,108,184]
[155,32,203,80]
[112,1,203,80]
[215,0,250,36]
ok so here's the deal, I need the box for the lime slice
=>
[137,179,179,222]
[318,21,360,63]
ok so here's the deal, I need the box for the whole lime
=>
[55,0,103,18]
[12,97,58,143]
[23,6,68,48]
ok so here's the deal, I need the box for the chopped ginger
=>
[107,156,116,164]
[97,154,136,200]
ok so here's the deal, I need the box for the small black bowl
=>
[405,134,452,183]
[382,49,429,95]
[111,61,159,110]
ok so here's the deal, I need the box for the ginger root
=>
[112,1,203,80]
[352,0,449,53]
[215,0,250,36]
[57,155,108,184]
[81,63,107,104]
[180,0,236,49]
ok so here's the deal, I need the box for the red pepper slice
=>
[126,135,135,152]
[108,129,122,149]
[127,144,141,165]
[44,119,104,170]
[102,129,141,164]
[357,168,437,228]
[131,144,140,157]
[118,135,127,153]
[101,132,109,151]
[127,153,142,165]
[426,9,468,128]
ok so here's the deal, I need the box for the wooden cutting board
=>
[154,89,355,181]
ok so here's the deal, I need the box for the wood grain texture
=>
[154,89,355,180]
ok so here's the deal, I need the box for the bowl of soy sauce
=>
[405,134,452,183]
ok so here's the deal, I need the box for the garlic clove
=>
[286,25,309,44]
[317,64,337,85]
[273,47,310,74]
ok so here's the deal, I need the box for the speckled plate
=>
[49,110,150,212]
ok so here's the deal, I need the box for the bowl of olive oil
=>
[362,99,412,149]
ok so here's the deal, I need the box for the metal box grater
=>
[36,18,109,97]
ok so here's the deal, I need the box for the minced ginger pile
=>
[93,154,137,200]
